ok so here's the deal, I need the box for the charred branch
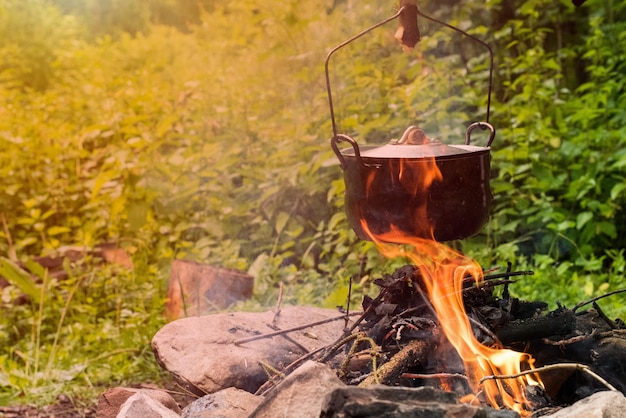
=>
[495,309,576,344]
[572,288,626,313]
[359,337,435,387]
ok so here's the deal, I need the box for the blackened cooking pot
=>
[331,123,495,242]
[324,6,497,242]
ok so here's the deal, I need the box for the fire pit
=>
[216,263,626,417]
[336,264,626,410]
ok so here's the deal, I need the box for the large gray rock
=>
[320,385,519,418]
[152,306,347,395]
[182,387,263,418]
[544,390,626,418]
[249,361,345,418]
[116,391,181,418]
[97,387,181,418]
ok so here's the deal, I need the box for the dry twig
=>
[259,360,286,380]
[401,372,468,381]
[462,269,533,287]
[573,288,626,313]
[233,313,360,346]
[335,332,381,384]
[541,331,596,347]
[257,359,286,391]
[479,363,619,392]
[359,338,432,387]
[592,301,618,329]
[279,346,328,377]
[468,316,503,348]
[265,323,310,354]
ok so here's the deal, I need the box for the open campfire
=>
[234,262,626,417]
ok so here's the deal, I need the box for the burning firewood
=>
[236,264,626,415]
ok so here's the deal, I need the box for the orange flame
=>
[360,156,541,415]
[362,157,443,240]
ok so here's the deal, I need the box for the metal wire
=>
[324,5,495,142]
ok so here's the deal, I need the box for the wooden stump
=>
[165,260,253,320]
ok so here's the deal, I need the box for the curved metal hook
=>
[331,134,368,169]
[465,122,496,147]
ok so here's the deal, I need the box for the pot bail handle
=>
[465,122,495,147]
[331,134,367,170]
[325,5,495,144]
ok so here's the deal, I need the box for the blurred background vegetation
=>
[0,0,625,407]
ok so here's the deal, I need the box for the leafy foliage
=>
[463,0,626,308]
[0,0,625,406]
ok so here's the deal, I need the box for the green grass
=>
[0,258,168,405]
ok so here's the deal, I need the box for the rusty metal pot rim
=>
[332,122,495,168]
[342,143,490,160]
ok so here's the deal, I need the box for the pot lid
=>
[342,126,489,159]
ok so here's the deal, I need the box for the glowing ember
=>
[359,156,542,415]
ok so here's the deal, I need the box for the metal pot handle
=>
[331,134,367,169]
[465,122,496,147]
[325,6,495,143]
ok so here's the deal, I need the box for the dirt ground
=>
[0,379,197,418]
[0,397,96,418]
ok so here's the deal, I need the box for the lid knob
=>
[395,126,439,145]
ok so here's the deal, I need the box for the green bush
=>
[462,0,626,310]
